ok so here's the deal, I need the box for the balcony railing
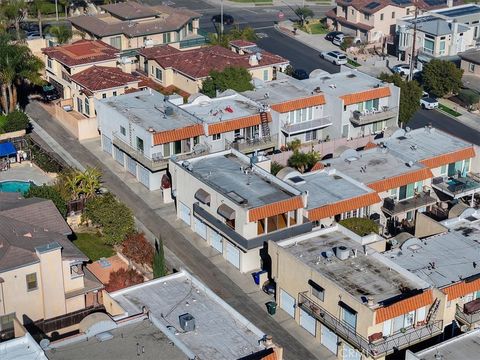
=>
[281,117,332,136]
[431,174,480,199]
[350,107,397,126]
[456,302,480,326]
[179,35,207,49]
[229,136,276,153]
[382,191,437,216]
[298,292,443,359]
[113,135,169,171]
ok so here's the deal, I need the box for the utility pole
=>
[55,0,59,21]
[220,0,224,38]
[408,2,418,81]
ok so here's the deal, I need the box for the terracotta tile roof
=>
[42,40,118,67]
[70,66,139,93]
[442,278,480,300]
[87,255,129,285]
[340,87,391,106]
[208,113,272,135]
[249,196,304,222]
[270,94,326,113]
[364,141,378,150]
[261,352,278,360]
[375,290,433,324]
[140,45,288,79]
[307,192,381,221]
[368,168,433,193]
[153,124,204,145]
[311,161,325,172]
[420,147,476,169]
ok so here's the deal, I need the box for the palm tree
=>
[48,24,72,44]
[32,0,49,38]
[2,0,27,40]
[79,167,101,199]
[58,0,71,19]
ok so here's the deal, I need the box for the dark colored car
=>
[211,14,234,25]
[292,69,309,80]
[325,31,343,41]
[42,84,60,102]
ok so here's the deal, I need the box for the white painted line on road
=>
[244,9,258,14]
[253,25,274,30]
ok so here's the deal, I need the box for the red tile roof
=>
[311,161,325,172]
[270,94,326,113]
[140,45,288,79]
[364,141,378,150]
[375,290,433,324]
[442,278,480,301]
[249,196,304,222]
[208,113,272,135]
[368,168,433,193]
[42,40,118,67]
[420,147,476,169]
[340,87,391,106]
[153,124,205,145]
[70,66,139,93]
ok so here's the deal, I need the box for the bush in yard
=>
[339,218,379,236]
[270,161,284,176]
[2,110,29,132]
[121,232,154,266]
[201,67,253,98]
[83,193,135,245]
[458,89,480,109]
[288,150,320,173]
[153,238,166,279]
[105,268,143,292]
[25,184,67,217]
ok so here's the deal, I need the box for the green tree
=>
[270,161,284,176]
[2,110,29,132]
[48,24,72,44]
[379,72,422,125]
[287,150,319,173]
[208,26,258,48]
[1,0,27,40]
[83,193,135,245]
[201,66,253,97]
[31,0,50,37]
[423,59,463,98]
[25,184,67,216]
[458,89,479,109]
[153,238,166,278]
[59,167,101,200]
[58,0,72,18]
[294,6,314,26]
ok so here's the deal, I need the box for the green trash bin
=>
[266,301,277,315]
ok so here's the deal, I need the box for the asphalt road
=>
[410,109,480,146]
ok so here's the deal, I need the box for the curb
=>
[274,24,321,53]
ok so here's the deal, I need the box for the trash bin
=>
[266,301,277,316]
[252,270,267,285]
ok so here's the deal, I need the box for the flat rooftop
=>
[97,89,201,133]
[110,271,266,360]
[380,127,473,163]
[181,92,262,124]
[434,4,480,18]
[46,319,186,360]
[187,152,300,208]
[325,147,427,185]
[280,228,424,304]
[384,211,480,288]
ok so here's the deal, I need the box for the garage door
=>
[102,134,112,155]
[280,289,295,318]
[321,324,338,355]
[194,217,207,239]
[113,146,125,166]
[137,164,150,189]
[225,242,240,269]
[300,308,316,336]
[343,343,361,360]
[179,202,190,225]
[211,230,223,253]
[126,156,137,175]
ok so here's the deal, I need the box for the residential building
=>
[459,48,480,92]
[70,1,203,51]
[105,269,283,359]
[0,194,103,329]
[268,225,442,360]
[169,150,311,272]
[138,42,289,94]
[397,4,480,63]
[326,0,462,44]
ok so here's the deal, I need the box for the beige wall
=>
[38,249,67,319]
[461,59,480,77]
[53,103,99,141]
[66,295,86,314]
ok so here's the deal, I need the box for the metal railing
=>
[228,136,276,153]
[350,107,397,126]
[179,36,207,49]
[456,303,480,326]
[298,292,443,359]
[381,191,436,216]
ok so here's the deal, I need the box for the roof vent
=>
[406,160,414,167]
[165,106,174,116]
[335,246,350,260]
[179,313,195,332]
[148,127,154,132]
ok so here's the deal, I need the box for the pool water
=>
[0,181,32,193]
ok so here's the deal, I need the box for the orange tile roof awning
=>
[368,168,433,193]
[208,113,272,135]
[307,192,381,221]
[249,196,304,222]
[270,94,326,113]
[340,87,391,106]
[153,124,204,145]
[311,162,325,172]
[375,290,433,324]
[442,278,480,300]
[420,147,476,169]
[364,141,378,150]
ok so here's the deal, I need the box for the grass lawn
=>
[347,58,361,67]
[73,232,115,261]
[308,23,328,34]
[438,103,461,117]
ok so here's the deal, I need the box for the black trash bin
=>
[266,301,277,315]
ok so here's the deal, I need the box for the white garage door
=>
[321,324,338,355]
[300,308,316,336]
[225,242,240,269]
[210,230,223,253]
[126,156,137,175]
[113,146,125,166]
[280,289,295,318]
[194,217,207,239]
[102,134,112,155]
[137,164,150,188]
[179,202,190,225]
[343,343,361,360]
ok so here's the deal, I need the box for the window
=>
[309,280,324,301]
[439,41,446,55]
[163,143,171,157]
[70,263,84,277]
[163,32,171,43]
[174,140,182,154]
[305,130,317,141]
[84,98,90,115]
[406,8,410,15]
[102,93,107,99]
[155,68,163,81]
[424,39,434,54]
[212,133,221,141]
[364,14,370,20]
[120,126,126,136]
[136,137,144,152]
[391,11,395,19]
[113,91,117,97]
[110,36,121,49]
[26,273,38,291]
[380,13,384,21]
[47,58,52,68]
[469,63,476,72]
[188,22,193,32]
[351,9,354,15]
[440,164,447,175]
[340,302,357,330]
[263,69,269,81]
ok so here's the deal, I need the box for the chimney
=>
[263,335,274,348]
[452,19,459,34]
[447,0,453,7]
[367,297,375,307]
[249,54,259,66]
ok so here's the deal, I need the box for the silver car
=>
[320,50,348,65]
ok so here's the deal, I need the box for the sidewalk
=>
[438,97,480,133]
[205,0,333,8]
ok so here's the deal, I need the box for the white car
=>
[392,64,420,77]
[332,34,345,46]
[320,50,348,65]
[420,93,439,110]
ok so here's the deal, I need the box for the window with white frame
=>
[212,133,221,141]
[340,302,357,330]
[84,98,90,115]
[469,63,475,72]
[155,68,163,81]
[309,280,325,301]
[47,58,52,68]
[287,107,314,124]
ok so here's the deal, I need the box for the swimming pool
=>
[0,181,33,193]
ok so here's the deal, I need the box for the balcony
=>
[431,174,480,200]
[382,191,437,216]
[281,117,332,136]
[456,301,480,327]
[298,292,443,359]
[229,136,276,153]
[179,35,207,49]
[350,107,397,126]
[113,135,169,172]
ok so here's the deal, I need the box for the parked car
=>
[42,84,60,102]
[211,14,234,25]
[320,50,348,65]
[332,33,345,46]
[420,92,439,110]
[392,64,420,77]
[26,31,41,40]
[325,31,343,41]
[292,69,309,80]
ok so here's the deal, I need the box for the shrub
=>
[121,233,154,266]
[288,150,320,173]
[105,268,143,292]
[270,161,284,176]
[153,238,166,279]
[25,184,67,217]
[458,89,480,107]
[2,110,29,132]
[339,218,379,236]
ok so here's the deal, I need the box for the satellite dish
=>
[40,339,51,349]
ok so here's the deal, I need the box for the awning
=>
[218,203,235,220]
[194,188,211,205]
[0,142,16,157]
